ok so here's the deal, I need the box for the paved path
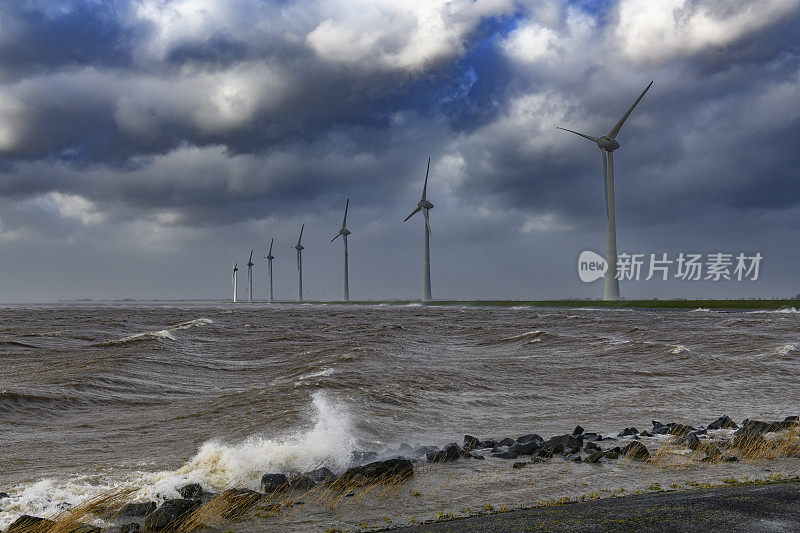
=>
[387,482,800,532]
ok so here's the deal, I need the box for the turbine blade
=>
[331,233,340,242]
[249,249,253,263]
[404,206,421,222]
[423,208,431,235]
[607,81,653,140]
[268,238,273,255]
[556,127,598,143]
[601,150,609,218]
[343,198,349,228]
[297,224,304,246]
[421,157,430,201]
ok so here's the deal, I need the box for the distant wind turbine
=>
[232,263,238,303]
[293,224,304,302]
[557,81,653,300]
[331,198,351,302]
[265,238,275,303]
[246,249,254,303]
[404,157,434,302]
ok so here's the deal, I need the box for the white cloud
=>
[40,192,107,225]
[521,212,574,233]
[616,0,800,64]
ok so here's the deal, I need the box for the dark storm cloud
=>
[1,0,799,300]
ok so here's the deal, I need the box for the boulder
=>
[516,434,543,446]
[0,492,8,499]
[621,441,650,461]
[510,441,540,456]
[639,431,653,437]
[492,450,519,459]
[584,450,604,464]
[682,433,701,451]
[178,483,203,500]
[443,443,461,461]
[6,516,57,533]
[289,476,315,491]
[669,424,694,436]
[426,450,447,463]
[618,427,638,437]
[121,501,157,517]
[463,435,480,450]
[479,440,497,448]
[572,426,584,436]
[305,467,336,484]
[584,442,601,452]
[498,438,515,447]
[260,473,288,494]
[340,458,414,483]
[583,433,602,442]
[541,434,583,455]
[144,499,200,531]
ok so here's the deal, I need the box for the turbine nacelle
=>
[597,136,620,152]
[419,200,434,210]
[339,228,351,236]
[294,244,304,251]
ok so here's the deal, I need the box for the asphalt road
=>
[387,482,800,532]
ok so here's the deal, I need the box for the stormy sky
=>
[1,0,799,302]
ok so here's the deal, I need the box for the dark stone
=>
[541,434,583,455]
[640,431,653,437]
[512,462,527,469]
[120,523,140,533]
[463,435,480,450]
[707,416,738,430]
[479,440,497,448]
[517,434,544,446]
[443,443,461,461]
[651,421,671,435]
[178,483,203,500]
[144,499,200,531]
[604,450,620,460]
[260,473,288,494]
[6,516,57,533]
[510,440,541,456]
[681,433,702,451]
[618,427,638,437]
[585,442,601,452]
[121,501,157,517]
[350,450,379,464]
[415,445,438,457]
[340,458,414,483]
[493,451,519,459]
[538,449,554,458]
[498,438,515,447]
[572,426,584,436]
[669,424,694,436]
[426,450,448,463]
[0,492,8,499]
[583,433,602,442]
[306,467,336,484]
[469,454,485,460]
[289,476,315,490]
[585,451,604,464]
[621,441,650,461]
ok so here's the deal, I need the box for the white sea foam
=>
[669,345,690,354]
[500,330,545,342]
[748,307,799,314]
[775,342,799,356]
[690,308,712,313]
[0,391,355,529]
[297,368,336,381]
[100,318,213,346]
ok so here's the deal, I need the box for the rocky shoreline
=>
[2,414,798,533]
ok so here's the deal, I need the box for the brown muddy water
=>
[1,302,799,530]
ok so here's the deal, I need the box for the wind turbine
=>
[331,198,351,302]
[265,238,275,303]
[246,249,254,303]
[293,224,304,302]
[403,157,434,302]
[232,263,238,303]
[557,81,653,301]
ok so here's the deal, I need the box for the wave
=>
[690,308,712,313]
[499,330,546,342]
[297,368,336,381]
[92,318,213,347]
[775,342,799,356]
[669,345,690,354]
[0,339,40,348]
[748,307,799,314]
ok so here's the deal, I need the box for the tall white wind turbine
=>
[232,263,238,303]
[265,238,275,303]
[331,198,351,302]
[404,157,434,302]
[557,81,653,300]
[293,224,304,302]
[246,249,254,303]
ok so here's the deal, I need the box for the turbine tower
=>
[293,224,304,302]
[331,198,351,302]
[404,157,434,302]
[265,238,275,303]
[557,81,653,301]
[246,249,254,303]
[232,263,238,303]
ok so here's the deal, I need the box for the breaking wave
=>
[92,318,213,347]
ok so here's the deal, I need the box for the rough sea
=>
[1,302,799,531]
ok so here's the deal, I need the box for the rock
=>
[512,462,527,469]
[469,454,485,460]
[0,492,8,499]
[640,431,653,437]
[572,426,584,436]
[621,441,650,461]
[463,435,480,450]
[120,523,140,533]
[585,451,604,464]
[289,476,315,490]
[510,441,540,456]
[498,438,515,447]
[493,450,519,459]
[350,450,379,464]
[572,456,583,462]
[618,427,638,437]
[669,424,694,436]
[683,433,701,451]
[398,443,415,455]
[144,499,200,531]
[479,440,497,448]
[343,458,414,483]
[415,445,438,457]
[604,450,619,460]
[427,444,460,463]
[178,483,203,500]
[651,421,694,436]
[584,442,601,452]
[541,434,583,455]
[583,433,602,442]
[306,467,336,484]
[6,516,57,533]
[426,450,447,463]
[705,415,738,430]
[121,501,157,517]
[517,434,543,446]
[260,473,288,494]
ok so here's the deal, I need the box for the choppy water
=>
[1,303,799,530]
